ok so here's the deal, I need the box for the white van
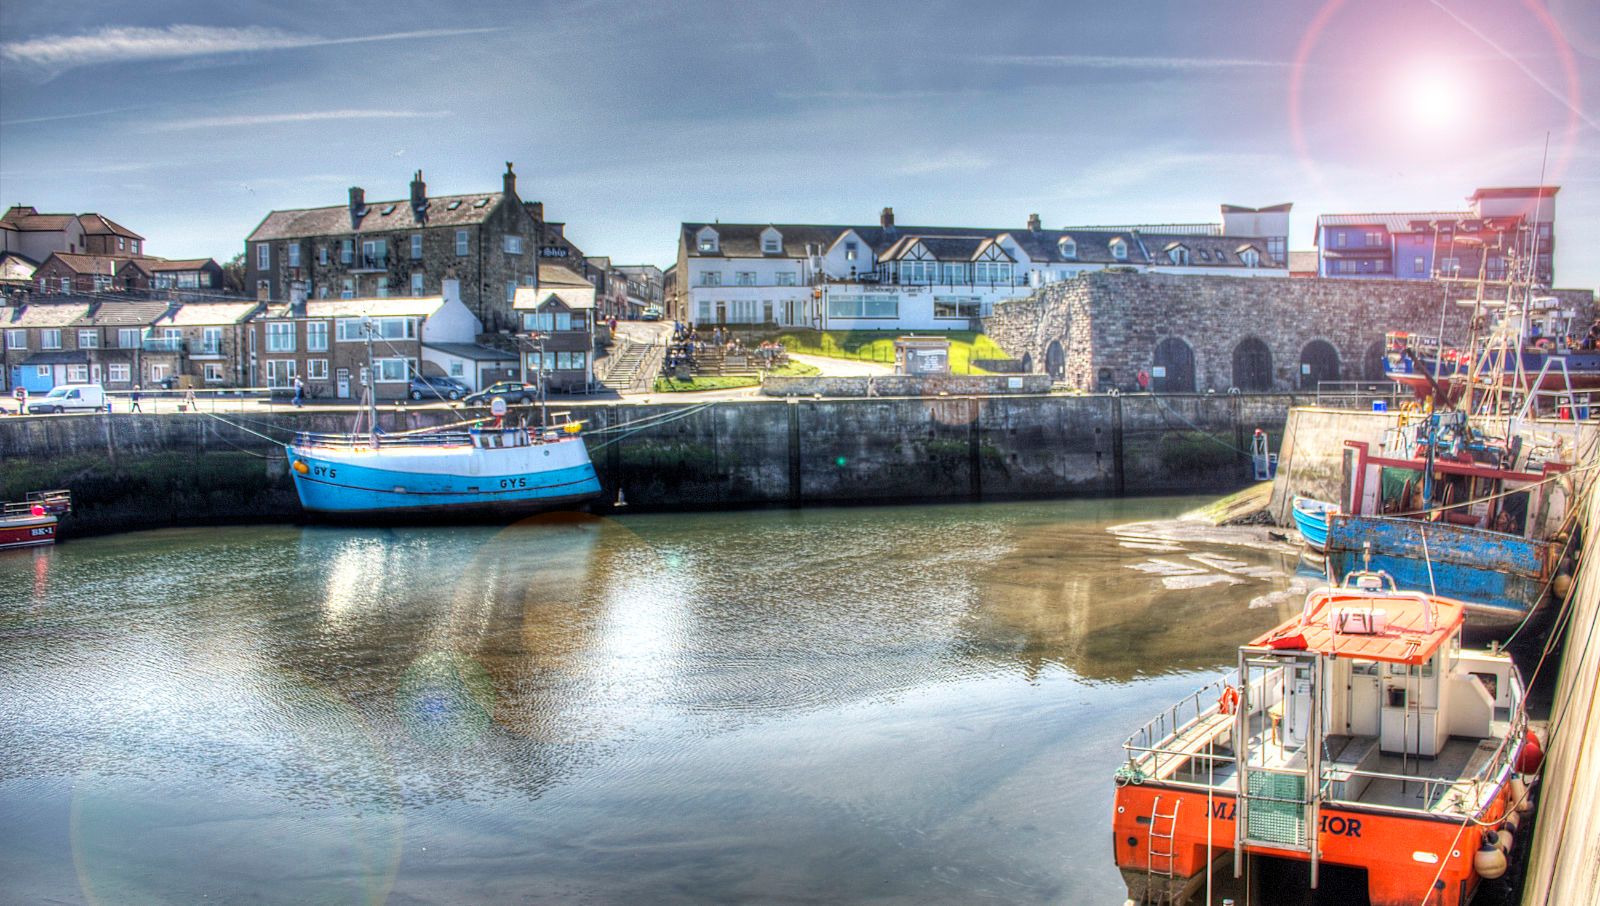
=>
[27,383,106,414]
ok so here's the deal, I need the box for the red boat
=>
[0,490,71,550]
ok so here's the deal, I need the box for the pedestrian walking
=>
[130,384,142,413]
[293,376,305,408]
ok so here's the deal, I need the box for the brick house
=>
[0,300,171,392]
[31,253,125,295]
[2,302,91,393]
[244,164,540,333]
[146,301,262,388]
[72,301,178,389]
[117,257,225,293]
[246,279,479,400]
[511,264,596,392]
[0,206,146,261]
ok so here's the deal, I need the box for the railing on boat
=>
[4,489,72,517]
[1122,674,1241,780]
[292,430,477,449]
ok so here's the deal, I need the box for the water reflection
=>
[2,497,1310,904]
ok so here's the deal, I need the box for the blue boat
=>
[1324,412,1578,636]
[287,423,601,518]
[1290,496,1337,552]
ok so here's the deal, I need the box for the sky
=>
[1,0,1597,287]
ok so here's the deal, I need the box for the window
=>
[1168,247,1190,266]
[108,363,130,383]
[93,274,112,292]
[340,240,353,265]
[826,293,897,319]
[736,271,757,286]
[899,260,936,284]
[556,351,588,370]
[336,317,415,341]
[373,358,411,382]
[257,244,270,269]
[1439,257,1460,276]
[1335,232,1347,248]
[306,321,328,352]
[1241,249,1260,268]
[504,235,524,254]
[697,232,717,252]
[36,365,49,378]
[78,329,99,348]
[341,279,353,299]
[522,310,573,332]
[449,361,465,377]
[132,240,140,255]
[178,272,200,288]
[1413,256,1426,273]
[845,241,858,261]
[4,328,23,349]
[118,328,139,348]
[934,297,982,319]
[41,329,62,350]
[411,273,424,295]
[506,280,516,303]
[410,234,423,259]
[67,364,88,383]
[1366,231,1383,247]
[203,327,223,354]
[455,230,469,256]
[266,322,296,352]
[204,363,225,382]
[360,239,386,268]
[264,359,296,388]
[61,276,73,293]
[974,261,1013,283]
[762,236,780,253]
[377,277,390,298]
[776,272,797,286]
[149,363,169,383]
[288,244,301,268]
[307,359,329,380]
[118,237,125,251]
[700,271,722,286]
[696,300,712,322]
[319,246,329,266]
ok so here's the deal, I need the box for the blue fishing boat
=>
[287,422,601,518]
[1324,412,1578,635]
[1290,496,1337,552]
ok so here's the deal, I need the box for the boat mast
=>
[365,317,379,441]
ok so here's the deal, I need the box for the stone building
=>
[1,300,175,393]
[512,265,597,392]
[982,270,1594,393]
[244,164,540,333]
[146,301,263,388]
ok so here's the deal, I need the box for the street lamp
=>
[503,328,548,428]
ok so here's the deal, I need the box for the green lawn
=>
[772,329,1011,375]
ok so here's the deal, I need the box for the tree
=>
[221,252,246,293]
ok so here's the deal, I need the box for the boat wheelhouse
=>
[1112,576,1533,906]
[0,490,71,551]
[286,418,601,518]
[1325,411,1575,633]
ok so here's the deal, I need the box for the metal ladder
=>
[1146,795,1181,903]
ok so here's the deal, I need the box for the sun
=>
[1400,65,1468,132]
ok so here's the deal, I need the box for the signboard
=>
[1301,364,1312,374]
[1151,366,1167,378]
[1007,377,1023,389]
[539,247,570,258]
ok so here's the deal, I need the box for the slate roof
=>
[267,296,451,319]
[1316,211,1473,234]
[247,193,514,241]
[41,252,127,275]
[1,303,93,327]
[76,213,143,240]
[156,302,261,326]
[538,264,593,287]
[74,301,171,327]
[422,341,517,361]
[22,350,90,365]
[147,258,219,272]
[1,207,77,231]
[514,285,594,310]
[1140,233,1274,267]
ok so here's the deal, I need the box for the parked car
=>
[27,383,106,414]
[642,305,664,321]
[463,381,538,406]
[408,374,470,401]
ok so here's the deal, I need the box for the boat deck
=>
[1138,710,1509,816]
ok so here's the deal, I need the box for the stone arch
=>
[1231,336,1274,391]
[1044,340,1066,380]
[1363,339,1388,381]
[1299,339,1341,389]
[1152,337,1196,393]
[1020,352,1034,374]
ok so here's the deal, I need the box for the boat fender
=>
[1474,833,1508,880]
[1495,827,1514,854]
[1551,573,1573,600]
[1509,777,1532,814]
[1515,730,1544,776]
[1500,809,1520,834]
[293,460,309,474]
[30,504,45,516]
[1217,685,1240,715]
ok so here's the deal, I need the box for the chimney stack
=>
[1027,213,1041,232]
[503,161,517,199]
[529,201,544,223]
[289,282,308,317]
[410,170,427,222]
[348,186,366,228]
[881,206,895,231]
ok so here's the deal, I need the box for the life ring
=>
[1218,685,1240,715]
[1534,337,1554,351]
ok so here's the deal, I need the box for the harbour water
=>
[0,498,1312,904]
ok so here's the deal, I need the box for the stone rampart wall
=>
[759,374,1053,397]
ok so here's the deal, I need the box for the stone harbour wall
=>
[983,271,1594,393]
[759,374,1053,397]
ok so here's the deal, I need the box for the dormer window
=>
[1110,239,1127,261]
[1241,248,1261,268]
[1058,237,1077,259]
[761,227,783,254]
[1168,246,1190,266]
[697,227,719,253]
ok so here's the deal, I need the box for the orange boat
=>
[1112,572,1537,905]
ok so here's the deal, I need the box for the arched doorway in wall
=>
[1021,352,1034,374]
[1299,339,1341,389]
[1363,339,1388,381]
[1152,337,1196,392]
[1231,337,1274,391]
[1044,341,1066,380]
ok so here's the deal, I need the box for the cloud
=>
[0,24,502,77]
[144,109,451,132]
[893,151,994,176]
[976,53,1289,70]
[777,88,990,102]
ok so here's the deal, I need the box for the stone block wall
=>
[760,374,1053,397]
[984,271,1595,393]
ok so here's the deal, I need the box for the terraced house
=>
[244,164,541,333]
[1,300,171,393]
